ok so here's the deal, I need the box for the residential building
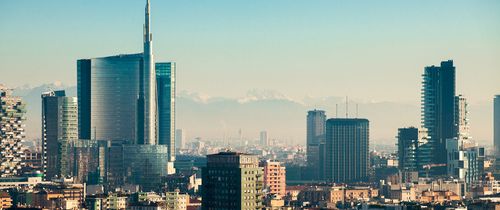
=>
[455,95,470,140]
[17,182,85,209]
[324,118,369,183]
[297,186,378,208]
[202,152,263,210]
[41,90,78,179]
[166,190,188,210]
[421,60,457,175]
[446,139,484,187]
[21,149,42,175]
[162,173,200,195]
[260,160,286,197]
[419,190,461,203]
[0,176,48,190]
[0,84,26,177]
[0,191,12,209]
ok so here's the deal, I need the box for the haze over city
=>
[2,1,499,144]
[2,0,500,209]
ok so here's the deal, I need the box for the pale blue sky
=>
[1,1,500,141]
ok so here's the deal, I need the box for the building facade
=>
[260,160,286,197]
[0,84,26,177]
[455,95,470,141]
[324,118,369,183]
[202,152,263,210]
[306,110,326,180]
[421,60,457,175]
[165,190,189,210]
[174,129,185,151]
[74,0,176,191]
[156,62,175,161]
[397,127,419,172]
[77,54,142,143]
[494,95,500,157]
[41,90,78,179]
[260,131,269,147]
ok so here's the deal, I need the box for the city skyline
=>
[1,1,500,208]
[1,1,499,144]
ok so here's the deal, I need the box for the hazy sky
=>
[1,1,499,141]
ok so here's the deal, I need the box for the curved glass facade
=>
[77,54,142,143]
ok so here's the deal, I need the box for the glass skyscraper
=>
[77,54,142,143]
[306,109,326,180]
[41,90,78,179]
[74,0,177,190]
[495,95,500,157]
[156,62,176,161]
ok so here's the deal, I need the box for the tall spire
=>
[144,0,151,44]
[142,0,157,145]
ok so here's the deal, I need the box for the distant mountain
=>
[14,86,491,146]
[12,83,77,141]
[176,90,420,145]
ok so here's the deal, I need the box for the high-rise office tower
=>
[78,0,173,147]
[260,160,286,197]
[174,129,185,151]
[76,0,175,189]
[397,127,419,172]
[202,152,263,209]
[41,90,78,179]
[324,118,369,183]
[0,84,26,177]
[141,0,157,145]
[495,95,500,157]
[421,60,457,175]
[493,95,500,178]
[260,131,269,146]
[156,62,175,160]
[77,54,142,143]
[306,110,326,180]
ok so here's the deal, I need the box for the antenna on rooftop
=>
[356,104,359,118]
[335,104,338,118]
[345,96,349,118]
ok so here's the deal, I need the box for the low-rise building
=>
[297,186,378,208]
[162,173,200,194]
[0,176,48,190]
[419,190,461,203]
[85,193,130,210]
[0,191,13,209]
[165,190,188,210]
[16,183,85,209]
